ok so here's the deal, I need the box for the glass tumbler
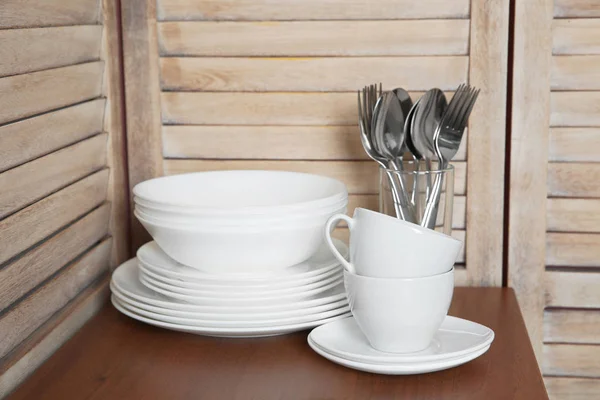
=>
[379,160,455,235]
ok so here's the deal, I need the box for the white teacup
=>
[344,268,454,353]
[324,208,462,278]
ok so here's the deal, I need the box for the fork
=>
[421,85,480,229]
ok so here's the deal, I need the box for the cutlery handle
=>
[421,166,445,229]
[384,169,407,221]
[324,214,356,274]
[388,160,417,223]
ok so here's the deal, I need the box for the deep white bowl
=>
[135,207,344,273]
[133,170,347,215]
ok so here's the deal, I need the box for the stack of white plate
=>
[111,170,352,336]
[110,239,352,337]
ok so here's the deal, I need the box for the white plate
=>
[112,295,352,338]
[111,283,348,320]
[138,261,342,292]
[138,264,343,298]
[114,294,351,328]
[140,274,343,306]
[309,316,495,364]
[307,335,491,375]
[136,240,348,284]
[111,259,347,312]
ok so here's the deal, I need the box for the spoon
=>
[372,92,416,222]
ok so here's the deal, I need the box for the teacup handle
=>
[324,214,356,274]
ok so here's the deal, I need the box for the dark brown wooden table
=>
[7,287,548,399]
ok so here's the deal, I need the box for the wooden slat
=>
[543,344,600,377]
[0,62,104,126]
[549,128,600,162]
[163,160,467,196]
[551,91,600,126]
[546,232,600,267]
[161,92,439,125]
[548,163,600,198]
[157,0,470,21]
[553,19,600,55]
[554,1,600,18]
[0,204,110,312]
[0,0,101,29]
[545,377,600,400]
[552,56,600,90]
[162,125,467,161]
[0,277,109,398]
[0,26,102,78]
[0,239,111,359]
[0,169,109,266]
[465,0,509,286]
[122,0,165,251]
[546,271,600,308]
[508,0,553,361]
[547,198,600,232]
[0,100,105,173]
[0,134,107,219]
[158,20,470,57]
[160,57,468,92]
[544,309,600,344]
[102,0,131,267]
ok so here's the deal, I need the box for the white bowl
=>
[135,208,341,273]
[134,202,348,228]
[133,170,347,215]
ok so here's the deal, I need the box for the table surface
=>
[8,287,548,400]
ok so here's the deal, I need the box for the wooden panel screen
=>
[510,0,600,398]
[122,0,509,287]
[0,0,129,396]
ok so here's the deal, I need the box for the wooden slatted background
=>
[122,0,509,288]
[0,0,128,396]
[510,0,600,398]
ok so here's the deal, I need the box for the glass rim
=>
[378,163,455,175]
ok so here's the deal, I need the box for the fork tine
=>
[443,84,466,125]
[457,88,480,129]
[448,86,474,128]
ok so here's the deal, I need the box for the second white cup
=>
[324,208,462,278]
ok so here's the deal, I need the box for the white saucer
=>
[111,295,352,338]
[138,263,343,298]
[115,294,351,328]
[308,335,491,375]
[307,316,494,374]
[310,316,494,364]
[137,240,348,284]
[112,259,347,313]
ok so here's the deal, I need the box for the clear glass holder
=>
[378,160,455,235]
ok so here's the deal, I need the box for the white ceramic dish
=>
[111,295,352,338]
[112,259,347,312]
[111,283,349,320]
[115,294,351,328]
[140,274,343,306]
[325,207,462,278]
[136,210,338,272]
[132,170,347,215]
[344,268,454,353]
[309,316,494,364]
[135,201,348,227]
[307,335,491,375]
[136,240,348,284]
[138,263,342,296]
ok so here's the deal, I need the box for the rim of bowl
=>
[343,267,455,282]
[132,170,348,212]
[356,208,462,243]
